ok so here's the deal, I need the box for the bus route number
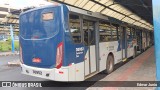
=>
[76,47,84,58]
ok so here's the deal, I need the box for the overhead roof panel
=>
[90,4,101,12]
[150,25,153,28]
[140,24,146,28]
[97,0,110,5]
[122,17,130,22]
[64,0,78,5]
[101,8,110,14]
[112,5,123,11]
[54,0,153,30]
[96,6,105,12]
[109,4,118,9]
[118,8,126,14]
[109,11,118,17]
[101,8,125,21]
[83,1,95,10]
[128,19,135,24]
[74,0,84,6]
[111,5,122,12]
[115,14,125,20]
[145,25,149,29]
[146,23,151,26]
[120,10,130,16]
[104,0,114,6]
[121,10,132,16]
[139,20,147,24]
[111,12,120,18]
[129,15,141,21]
[114,6,132,16]
[133,21,142,26]
[105,9,115,16]
[78,0,89,8]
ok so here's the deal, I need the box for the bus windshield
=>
[20,7,61,39]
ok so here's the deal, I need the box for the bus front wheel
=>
[104,54,114,74]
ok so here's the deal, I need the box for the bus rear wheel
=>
[104,55,114,74]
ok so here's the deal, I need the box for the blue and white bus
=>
[19,3,151,81]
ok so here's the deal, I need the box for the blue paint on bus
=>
[20,5,87,68]
[20,5,64,68]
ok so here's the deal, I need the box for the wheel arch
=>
[104,52,115,74]
[107,52,115,64]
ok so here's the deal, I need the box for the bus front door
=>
[121,27,127,60]
[83,20,97,76]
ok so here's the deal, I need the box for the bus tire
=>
[104,54,114,74]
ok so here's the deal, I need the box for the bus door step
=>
[85,71,98,80]
[122,58,127,62]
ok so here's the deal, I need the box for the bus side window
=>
[117,27,121,40]
[69,14,81,43]
[127,27,131,39]
[99,21,111,42]
[111,25,118,41]
[132,28,136,38]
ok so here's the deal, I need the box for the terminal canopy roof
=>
[0,5,19,31]
[0,5,19,24]
[53,0,153,30]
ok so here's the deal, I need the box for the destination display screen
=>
[42,12,54,20]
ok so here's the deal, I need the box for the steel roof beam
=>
[139,0,152,15]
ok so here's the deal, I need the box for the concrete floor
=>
[101,46,155,81]
[87,46,156,90]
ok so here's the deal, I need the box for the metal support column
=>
[10,24,15,53]
[152,0,160,89]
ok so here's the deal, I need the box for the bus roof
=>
[20,4,62,16]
